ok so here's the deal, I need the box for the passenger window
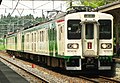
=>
[39,31,41,42]
[32,33,33,42]
[34,33,36,42]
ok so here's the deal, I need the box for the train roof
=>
[23,12,66,30]
[66,6,93,14]
[65,12,113,19]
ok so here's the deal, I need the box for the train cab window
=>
[85,23,94,39]
[67,20,81,39]
[98,20,111,39]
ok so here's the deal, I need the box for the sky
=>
[0,0,68,17]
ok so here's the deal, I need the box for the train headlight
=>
[67,43,79,49]
[101,43,112,49]
[101,43,107,49]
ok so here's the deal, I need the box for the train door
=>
[82,23,98,57]
[48,22,57,56]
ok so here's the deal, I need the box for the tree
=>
[82,0,105,8]
[0,13,47,38]
[67,0,116,8]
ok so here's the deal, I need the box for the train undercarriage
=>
[6,50,116,76]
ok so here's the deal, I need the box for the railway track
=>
[78,75,120,83]
[0,52,48,83]
[98,76,120,83]
[0,51,120,83]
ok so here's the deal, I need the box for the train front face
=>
[64,12,113,71]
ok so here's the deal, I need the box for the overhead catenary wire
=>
[10,0,20,16]
[0,0,68,38]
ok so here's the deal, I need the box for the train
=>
[4,6,115,75]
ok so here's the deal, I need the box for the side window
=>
[42,31,44,42]
[34,33,36,42]
[39,31,44,42]
[28,34,29,42]
[39,31,41,42]
[26,34,29,42]
[32,33,33,42]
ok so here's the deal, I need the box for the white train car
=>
[5,7,115,75]
[64,12,114,71]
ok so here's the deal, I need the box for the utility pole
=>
[0,0,2,5]
[70,0,72,8]
[52,0,54,10]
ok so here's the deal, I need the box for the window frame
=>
[67,19,81,39]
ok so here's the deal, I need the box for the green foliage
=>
[66,0,115,9]
[0,39,3,42]
[0,44,5,50]
[83,0,105,8]
[0,38,5,50]
[0,13,46,38]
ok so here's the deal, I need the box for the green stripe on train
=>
[48,22,58,56]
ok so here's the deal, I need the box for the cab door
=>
[82,23,98,57]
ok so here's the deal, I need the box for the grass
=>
[0,44,5,50]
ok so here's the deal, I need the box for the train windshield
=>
[67,20,81,39]
[85,23,94,39]
[98,20,112,39]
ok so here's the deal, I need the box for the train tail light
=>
[88,42,92,49]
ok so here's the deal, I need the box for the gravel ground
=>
[0,54,43,83]
[0,52,120,83]
[0,52,91,83]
